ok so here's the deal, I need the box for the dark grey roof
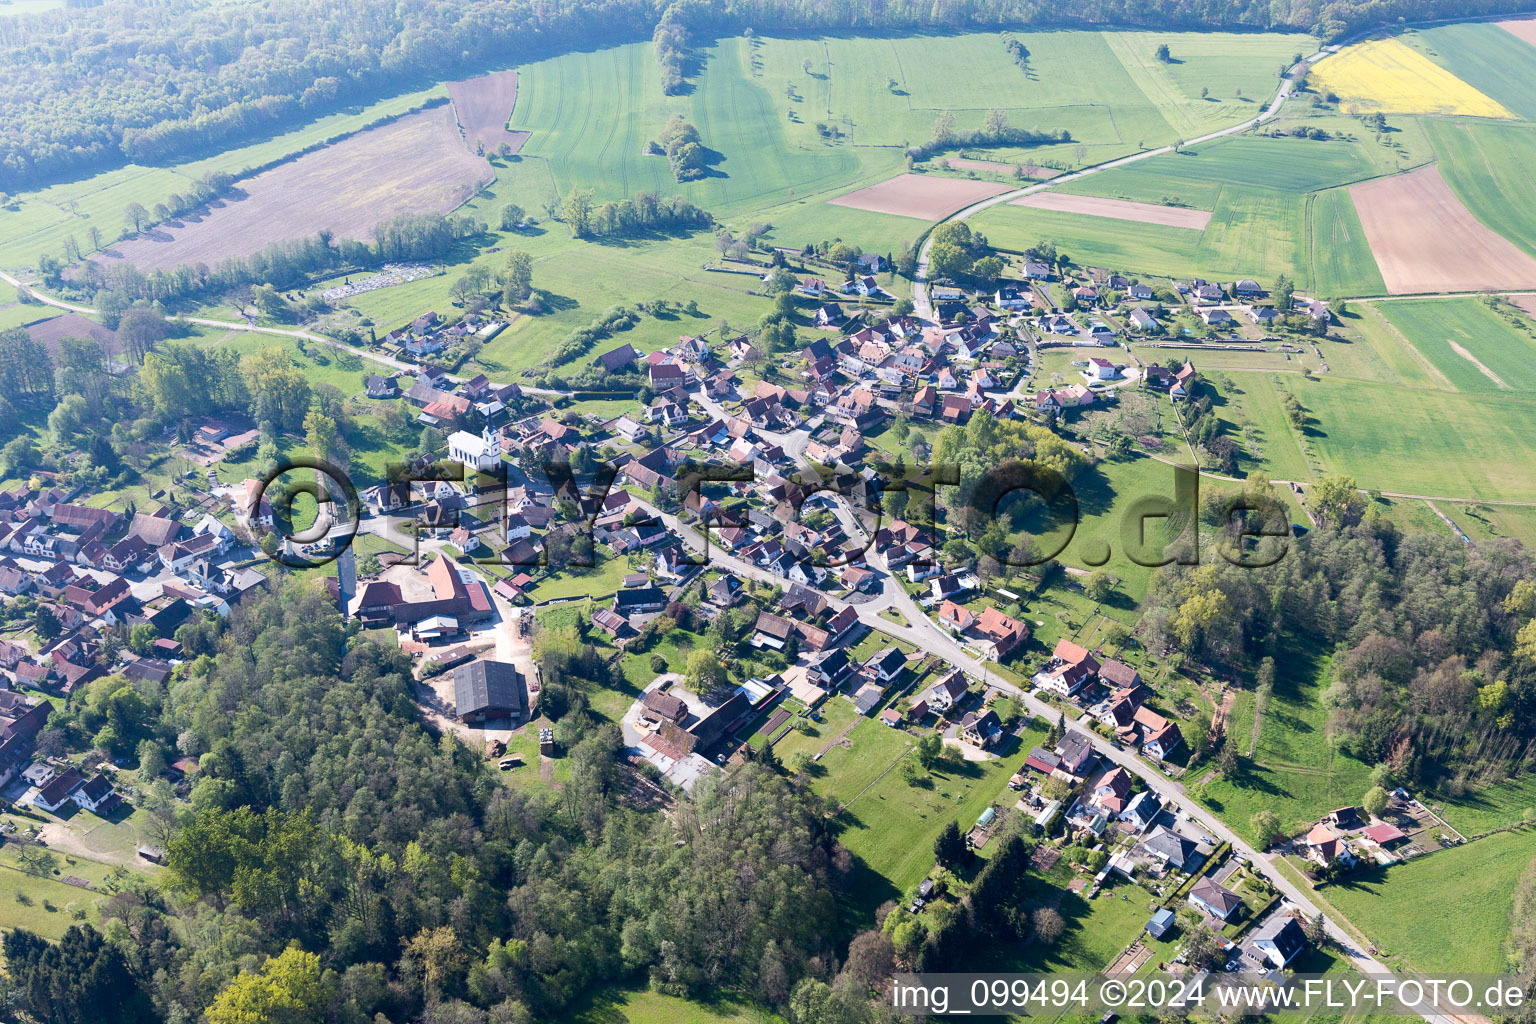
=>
[453,660,524,717]
[614,586,667,611]
[1253,916,1307,963]
[1145,827,1197,867]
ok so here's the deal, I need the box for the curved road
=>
[0,268,571,397]
[911,44,1327,319]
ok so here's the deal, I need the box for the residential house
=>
[1035,639,1100,697]
[1143,826,1199,873]
[938,599,975,633]
[926,669,968,712]
[1055,732,1096,777]
[33,767,84,812]
[70,773,118,815]
[960,708,1003,748]
[614,586,668,616]
[1303,823,1356,868]
[1252,916,1308,969]
[1198,306,1235,326]
[1092,766,1132,814]
[1129,308,1161,333]
[641,687,689,725]
[1171,361,1197,400]
[1120,790,1161,831]
[1025,746,1061,775]
[1083,357,1118,381]
[973,607,1028,660]
[863,647,907,685]
[995,284,1032,311]
[1188,878,1243,922]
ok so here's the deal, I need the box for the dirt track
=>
[829,173,1014,221]
[1350,164,1536,294]
[95,105,492,274]
[1009,191,1211,229]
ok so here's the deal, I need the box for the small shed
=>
[1146,908,1176,939]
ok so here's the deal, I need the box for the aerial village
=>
[0,255,1359,971]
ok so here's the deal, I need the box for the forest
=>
[1140,508,1536,793]
[2,583,916,1024]
[3,0,1533,186]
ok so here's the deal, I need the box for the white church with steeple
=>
[448,424,503,472]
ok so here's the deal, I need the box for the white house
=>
[1083,357,1118,382]
[193,514,236,553]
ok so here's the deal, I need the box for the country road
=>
[911,44,1323,319]
[0,267,571,398]
[636,485,1440,1018]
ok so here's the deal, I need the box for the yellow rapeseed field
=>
[1309,38,1516,118]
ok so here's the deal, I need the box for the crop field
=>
[0,86,447,271]
[1350,164,1536,294]
[1010,191,1211,229]
[1374,297,1536,393]
[1426,119,1536,261]
[1403,22,1536,122]
[1307,37,1514,118]
[1501,16,1536,48]
[976,183,1304,285]
[1066,132,1406,201]
[1344,302,1450,387]
[1307,188,1386,297]
[1296,375,1536,500]
[831,173,1014,220]
[101,105,492,273]
[1325,829,1536,974]
[447,70,530,154]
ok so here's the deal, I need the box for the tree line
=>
[1,0,1497,187]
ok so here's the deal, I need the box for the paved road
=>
[639,480,1428,1007]
[910,47,1322,319]
[0,268,570,398]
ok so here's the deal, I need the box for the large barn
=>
[452,660,525,724]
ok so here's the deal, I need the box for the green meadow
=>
[1295,375,1536,501]
[1427,117,1536,260]
[1325,828,1536,974]
[1374,296,1536,394]
[1196,649,1375,842]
